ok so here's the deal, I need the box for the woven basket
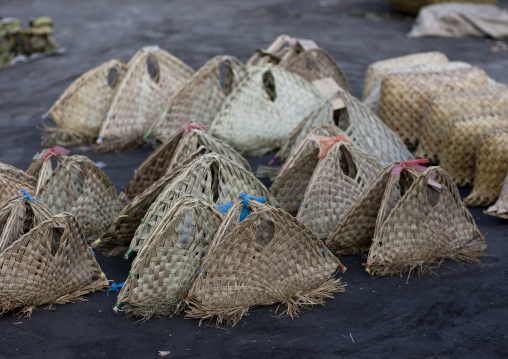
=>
[147,55,247,143]
[26,147,70,195]
[388,0,498,16]
[0,163,37,187]
[362,52,449,100]
[440,108,508,186]
[296,141,383,239]
[485,172,508,219]
[186,199,344,326]
[0,213,108,318]
[42,59,128,147]
[210,66,324,156]
[380,67,488,146]
[95,46,194,152]
[127,153,274,257]
[0,174,36,207]
[363,62,471,117]
[124,121,250,199]
[0,192,53,254]
[465,129,508,206]
[114,197,222,318]
[38,155,122,240]
[247,34,295,66]
[270,125,341,216]
[415,88,508,163]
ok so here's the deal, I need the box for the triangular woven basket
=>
[95,46,194,152]
[0,192,53,254]
[296,141,383,239]
[362,51,449,100]
[147,55,247,142]
[326,164,485,276]
[465,128,508,206]
[210,66,324,156]
[270,125,342,216]
[114,196,223,318]
[186,199,344,326]
[38,155,121,240]
[42,59,128,147]
[485,172,508,219]
[0,174,35,207]
[380,66,488,146]
[440,108,508,186]
[127,153,275,257]
[0,213,108,318]
[124,121,250,199]
[415,88,508,163]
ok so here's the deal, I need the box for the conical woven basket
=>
[124,121,250,199]
[465,129,508,206]
[147,55,247,142]
[114,197,222,318]
[0,192,53,254]
[415,88,508,163]
[388,0,498,16]
[186,199,344,326]
[127,153,274,256]
[485,172,508,219]
[0,213,108,318]
[38,156,121,239]
[42,59,128,147]
[270,125,342,215]
[25,147,70,196]
[326,163,485,268]
[296,141,383,239]
[0,174,36,207]
[380,67,488,146]
[210,66,324,156]
[440,108,508,186]
[0,163,37,187]
[95,46,194,152]
[362,52,449,100]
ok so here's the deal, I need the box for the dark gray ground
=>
[1,0,508,358]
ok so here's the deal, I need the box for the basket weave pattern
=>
[485,172,508,219]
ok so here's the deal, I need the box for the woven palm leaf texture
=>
[26,146,71,195]
[362,51,449,100]
[124,121,250,199]
[296,137,383,239]
[388,0,498,16]
[0,174,36,207]
[37,155,121,240]
[126,153,274,258]
[380,66,488,146]
[440,108,508,187]
[147,55,247,143]
[465,128,508,206]
[113,196,222,318]
[42,59,128,147]
[485,172,508,219]
[415,87,508,163]
[186,198,345,326]
[0,213,108,318]
[209,66,324,156]
[0,162,36,187]
[326,161,485,276]
[95,46,194,152]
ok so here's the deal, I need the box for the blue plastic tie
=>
[42,113,49,119]
[97,136,104,141]
[300,204,307,208]
[199,269,206,274]
[215,192,266,223]
[91,249,95,256]
[107,282,125,296]
[322,247,328,253]
[20,189,39,204]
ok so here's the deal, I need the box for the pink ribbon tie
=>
[391,159,435,179]
[182,124,209,135]
[41,146,71,161]
[309,134,353,160]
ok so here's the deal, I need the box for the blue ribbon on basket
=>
[20,189,39,204]
[107,282,125,296]
[215,192,265,222]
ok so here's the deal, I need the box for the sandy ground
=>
[1,0,508,358]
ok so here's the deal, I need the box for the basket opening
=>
[426,173,442,208]
[209,163,220,203]
[254,212,275,248]
[107,67,118,87]
[146,55,160,84]
[219,62,234,96]
[262,70,277,102]
[339,146,357,180]
[50,227,63,257]
[334,109,349,130]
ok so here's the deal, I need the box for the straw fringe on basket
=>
[380,67,488,146]
[296,142,383,239]
[95,46,194,152]
[465,129,508,206]
[38,156,121,240]
[0,213,108,318]
[415,88,508,163]
[485,172,508,219]
[42,59,128,147]
[388,0,498,16]
[440,108,508,186]
[362,52,449,100]
[210,66,324,156]
[114,197,222,319]
[147,55,247,143]
[124,122,250,199]
[186,200,344,326]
